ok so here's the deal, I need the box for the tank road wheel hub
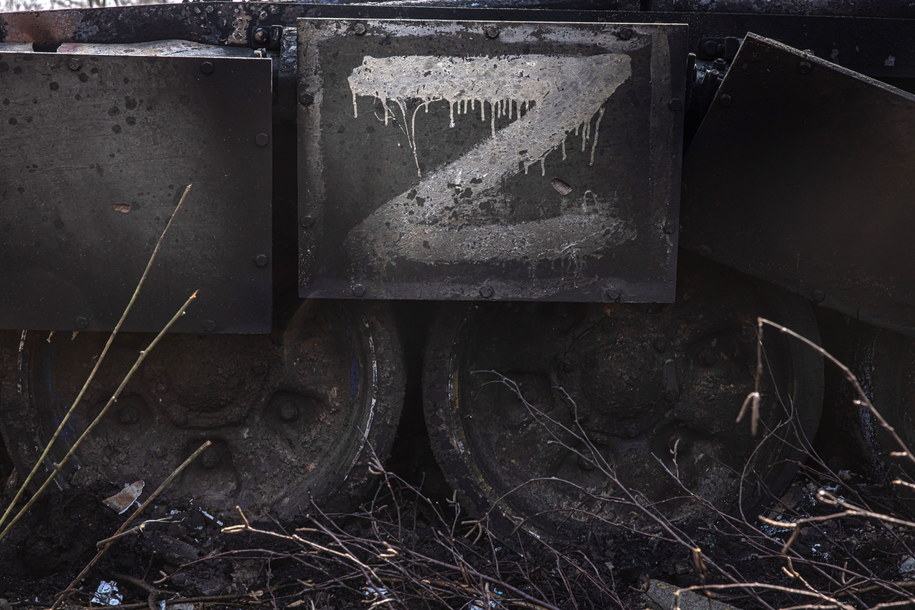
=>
[423,255,823,541]
[2,301,404,519]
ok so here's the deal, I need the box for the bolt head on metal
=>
[701,39,720,56]
[278,401,299,422]
[269,26,283,45]
[67,58,82,71]
[798,60,813,75]
[118,405,139,425]
[605,289,622,302]
[352,284,366,297]
[617,28,634,41]
[200,61,215,75]
[299,91,315,106]
[253,27,269,44]
[353,22,367,35]
[75,316,89,329]
[484,25,499,39]
[300,215,316,228]
[201,449,221,469]
[203,319,217,332]
[811,289,826,304]
[254,254,269,268]
[255,132,270,147]
[479,285,494,299]
[718,93,733,107]
[668,98,683,111]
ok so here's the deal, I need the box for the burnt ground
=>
[3,409,915,610]
[3,311,915,608]
[0,460,915,610]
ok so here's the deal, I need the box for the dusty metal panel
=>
[57,40,259,57]
[681,33,915,337]
[0,50,272,333]
[297,19,686,302]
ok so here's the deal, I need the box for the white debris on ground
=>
[363,586,389,598]
[90,580,122,606]
[466,586,505,609]
[198,508,224,527]
[466,598,503,609]
[102,480,145,515]
[644,580,738,610]
[899,555,915,577]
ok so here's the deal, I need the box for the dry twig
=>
[0,185,193,537]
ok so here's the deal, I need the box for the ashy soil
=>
[3,389,915,610]
[3,466,915,610]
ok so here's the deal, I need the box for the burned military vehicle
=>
[0,0,913,542]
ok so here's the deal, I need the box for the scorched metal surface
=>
[297,19,687,302]
[681,34,915,338]
[0,50,272,333]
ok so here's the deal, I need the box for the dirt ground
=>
[2,369,915,610]
[3,451,915,610]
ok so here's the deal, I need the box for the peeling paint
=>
[0,10,82,44]
[227,8,250,46]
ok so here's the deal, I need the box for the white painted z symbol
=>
[346,54,635,269]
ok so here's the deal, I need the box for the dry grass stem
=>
[0,184,193,534]
[0,289,198,543]
[52,439,213,609]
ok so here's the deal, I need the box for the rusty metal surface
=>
[298,19,686,302]
[681,34,915,338]
[0,51,272,333]
[3,4,915,81]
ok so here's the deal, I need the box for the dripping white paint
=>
[348,55,627,178]
[344,52,635,271]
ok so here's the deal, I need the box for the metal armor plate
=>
[682,34,915,337]
[0,50,272,333]
[297,19,686,302]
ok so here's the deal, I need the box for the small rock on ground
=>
[643,579,738,610]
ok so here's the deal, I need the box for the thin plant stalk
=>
[0,184,193,532]
[52,439,213,609]
[0,289,198,542]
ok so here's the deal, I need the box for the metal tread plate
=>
[297,19,686,302]
[0,50,272,333]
